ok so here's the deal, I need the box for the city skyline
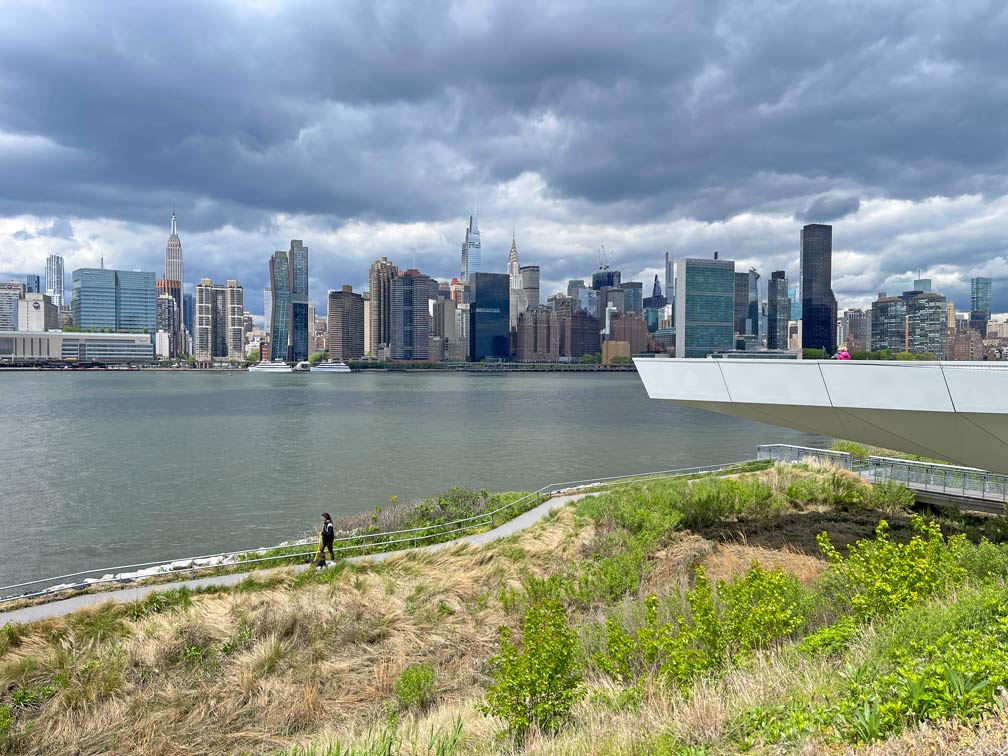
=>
[0,3,1007,320]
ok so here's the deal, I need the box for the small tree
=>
[248,348,260,363]
[482,601,582,740]
[308,350,329,366]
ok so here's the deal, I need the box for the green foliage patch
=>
[394,663,436,713]
[593,564,807,689]
[482,601,583,740]
[818,516,967,620]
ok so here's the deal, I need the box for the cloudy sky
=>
[1,0,1007,319]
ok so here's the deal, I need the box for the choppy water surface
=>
[0,371,825,586]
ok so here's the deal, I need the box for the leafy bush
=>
[799,617,856,656]
[818,516,967,620]
[394,663,436,713]
[865,480,915,512]
[720,564,807,650]
[565,542,646,608]
[955,538,1008,582]
[0,704,10,737]
[482,601,583,739]
[679,479,733,528]
[594,565,806,689]
[830,440,870,459]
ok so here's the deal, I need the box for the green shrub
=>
[720,563,807,651]
[482,601,583,739]
[830,440,870,459]
[680,479,733,528]
[592,616,638,684]
[956,538,1008,582]
[865,480,915,512]
[394,663,436,713]
[799,617,856,656]
[594,565,805,690]
[818,516,967,620]
[565,544,646,607]
[732,479,780,520]
[733,700,831,748]
[576,480,685,542]
[0,704,10,737]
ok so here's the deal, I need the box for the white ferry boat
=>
[312,361,351,373]
[248,360,293,373]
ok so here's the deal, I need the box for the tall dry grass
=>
[0,508,594,756]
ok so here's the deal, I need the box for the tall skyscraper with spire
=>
[163,210,185,354]
[165,210,183,284]
[507,231,521,329]
[460,211,481,283]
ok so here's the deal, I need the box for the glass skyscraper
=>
[45,254,64,307]
[674,256,735,358]
[800,224,837,355]
[469,272,510,361]
[907,292,947,358]
[289,240,309,363]
[767,271,790,350]
[870,295,907,352]
[622,281,643,315]
[72,268,155,334]
[269,251,291,361]
[183,292,194,335]
[267,240,309,363]
[25,274,41,294]
[970,277,992,336]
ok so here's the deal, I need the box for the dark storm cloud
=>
[795,196,861,224]
[1,0,1007,312]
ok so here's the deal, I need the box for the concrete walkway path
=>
[0,491,593,627]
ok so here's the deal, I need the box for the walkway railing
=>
[757,444,853,470]
[863,456,1008,504]
[0,459,766,604]
[759,444,1008,506]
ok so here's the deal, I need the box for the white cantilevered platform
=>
[634,359,1008,475]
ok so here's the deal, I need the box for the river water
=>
[0,371,825,587]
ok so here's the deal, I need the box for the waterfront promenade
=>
[0,489,589,627]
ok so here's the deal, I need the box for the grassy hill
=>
[3,464,1008,755]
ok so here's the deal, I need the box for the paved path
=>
[0,491,593,627]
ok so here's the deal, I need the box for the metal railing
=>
[760,444,1008,506]
[0,458,765,604]
[863,456,1008,504]
[757,444,853,470]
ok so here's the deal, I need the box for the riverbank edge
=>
[0,490,587,627]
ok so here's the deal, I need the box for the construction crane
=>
[596,244,612,270]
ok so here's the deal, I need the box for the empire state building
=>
[160,210,185,354]
[165,210,183,283]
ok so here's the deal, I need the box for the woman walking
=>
[315,512,335,566]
